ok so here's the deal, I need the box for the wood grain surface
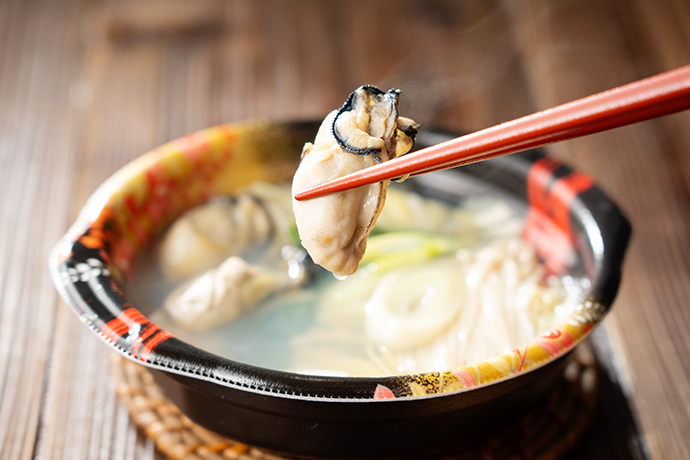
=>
[0,1,689,459]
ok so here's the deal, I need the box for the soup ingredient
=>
[156,181,312,331]
[363,237,570,374]
[360,232,455,274]
[287,190,576,376]
[159,182,293,280]
[142,176,575,377]
[292,86,418,277]
[164,251,308,331]
[377,188,523,240]
[365,258,465,350]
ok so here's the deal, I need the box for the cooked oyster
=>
[292,86,418,277]
[159,182,293,280]
[164,246,310,331]
[163,257,285,331]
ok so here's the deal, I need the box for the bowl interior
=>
[49,121,630,402]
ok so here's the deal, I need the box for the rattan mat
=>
[111,343,599,460]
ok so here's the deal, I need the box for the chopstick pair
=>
[294,64,690,201]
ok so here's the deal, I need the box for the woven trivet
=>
[111,342,599,460]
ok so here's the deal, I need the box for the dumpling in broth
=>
[292,86,418,277]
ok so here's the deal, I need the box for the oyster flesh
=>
[292,86,418,276]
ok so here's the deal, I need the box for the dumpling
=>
[292,86,418,277]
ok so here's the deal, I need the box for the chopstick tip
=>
[294,180,345,201]
[294,187,325,201]
[293,191,308,201]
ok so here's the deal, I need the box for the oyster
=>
[159,182,293,280]
[292,86,418,277]
[164,256,290,331]
[163,246,312,331]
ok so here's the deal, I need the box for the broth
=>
[128,173,587,377]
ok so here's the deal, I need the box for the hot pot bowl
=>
[49,121,630,459]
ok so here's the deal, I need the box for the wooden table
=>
[1,1,689,458]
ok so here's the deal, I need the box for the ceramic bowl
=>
[49,121,630,458]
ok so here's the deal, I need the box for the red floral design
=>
[523,158,594,275]
[451,369,477,388]
[374,385,396,400]
[513,344,530,372]
[533,327,574,357]
[78,207,115,252]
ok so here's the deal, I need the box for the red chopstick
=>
[294,65,690,201]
